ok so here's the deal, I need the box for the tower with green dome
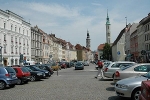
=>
[106,10,111,44]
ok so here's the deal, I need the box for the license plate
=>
[12,75,15,78]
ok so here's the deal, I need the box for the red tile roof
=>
[97,44,105,50]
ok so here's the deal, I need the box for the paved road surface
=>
[0,63,131,100]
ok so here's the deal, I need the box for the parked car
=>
[36,64,54,75]
[103,61,136,78]
[84,61,89,66]
[25,65,51,78]
[24,67,45,81]
[12,67,31,85]
[139,80,150,100]
[115,72,150,100]
[0,67,18,90]
[75,62,84,70]
[113,63,150,83]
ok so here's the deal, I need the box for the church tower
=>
[86,30,90,49]
[106,10,111,44]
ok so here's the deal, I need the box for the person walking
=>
[95,60,103,79]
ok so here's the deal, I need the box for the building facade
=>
[31,26,43,63]
[0,9,31,66]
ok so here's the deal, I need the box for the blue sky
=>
[0,0,150,51]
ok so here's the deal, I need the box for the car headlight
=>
[117,84,128,89]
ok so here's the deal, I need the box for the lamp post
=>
[0,46,3,66]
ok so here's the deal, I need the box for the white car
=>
[103,61,136,78]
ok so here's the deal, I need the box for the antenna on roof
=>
[125,16,127,27]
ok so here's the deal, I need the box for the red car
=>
[12,67,31,85]
[140,80,150,100]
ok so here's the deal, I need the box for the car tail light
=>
[104,68,108,72]
[5,74,10,77]
[115,71,120,77]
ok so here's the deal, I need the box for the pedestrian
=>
[95,60,103,79]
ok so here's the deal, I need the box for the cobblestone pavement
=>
[0,64,131,100]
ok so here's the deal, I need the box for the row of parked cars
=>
[98,60,150,100]
[0,64,54,90]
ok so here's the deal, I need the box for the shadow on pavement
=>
[106,87,115,91]
[108,96,131,100]
[110,82,115,85]
[99,78,113,81]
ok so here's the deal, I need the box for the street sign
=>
[117,51,120,55]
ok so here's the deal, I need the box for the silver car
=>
[115,72,150,100]
[113,63,150,83]
[103,61,136,78]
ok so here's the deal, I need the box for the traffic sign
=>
[117,51,120,55]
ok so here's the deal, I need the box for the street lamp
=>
[0,46,3,66]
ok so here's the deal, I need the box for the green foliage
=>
[102,43,112,60]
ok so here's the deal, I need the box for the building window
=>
[19,47,21,54]
[3,45,6,53]
[11,46,13,54]
[19,28,20,33]
[27,30,28,36]
[16,48,17,54]
[15,26,17,32]
[11,36,13,42]
[4,22,6,29]
[19,38,21,44]
[23,30,24,35]
[15,37,17,43]
[4,34,6,41]
[15,59,18,65]
[11,25,13,31]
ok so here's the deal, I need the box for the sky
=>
[0,0,150,51]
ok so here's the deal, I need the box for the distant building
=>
[97,44,105,60]
[106,10,111,44]
[86,30,91,49]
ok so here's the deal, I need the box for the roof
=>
[112,27,126,46]
[97,44,105,50]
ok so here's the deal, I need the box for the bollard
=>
[57,68,58,76]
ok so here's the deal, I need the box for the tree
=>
[102,43,112,60]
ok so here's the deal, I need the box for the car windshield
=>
[76,62,82,66]
[33,66,41,70]
[142,72,150,78]
[25,67,32,72]
[21,67,30,72]
[5,67,16,73]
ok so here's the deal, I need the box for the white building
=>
[0,9,31,66]
[112,27,126,61]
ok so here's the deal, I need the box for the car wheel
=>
[17,79,23,85]
[9,84,15,88]
[0,81,6,90]
[30,75,36,81]
[131,88,141,100]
